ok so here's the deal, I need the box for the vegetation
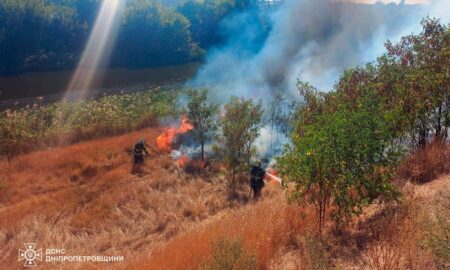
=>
[0,89,179,156]
[184,89,219,161]
[278,18,449,233]
[336,17,449,148]
[398,140,450,183]
[177,0,253,49]
[214,96,264,186]
[0,0,256,75]
[423,204,450,270]
[278,81,402,233]
[115,0,199,68]
[304,234,330,270]
[199,238,256,270]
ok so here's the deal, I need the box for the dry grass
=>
[126,194,311,270]
[398,141,450,183]
[125,170,447,270]
[337,174,450,270]
[1,128,449,270]
[0,127,252,269]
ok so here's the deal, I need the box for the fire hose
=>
[265,172,283,185]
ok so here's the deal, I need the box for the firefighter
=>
[250,161,265,200]
[133,139,149,164]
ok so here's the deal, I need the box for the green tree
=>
[214,96,264,187]
[185,89,219,161]
[278,84,401,234]
[382,18,450,146]
[114,0,197,67]
[336,18,450,148]
[177,0,251,49]
[0,0,83,74]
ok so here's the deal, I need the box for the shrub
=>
[199,237,257,270]
[278,87,402,233]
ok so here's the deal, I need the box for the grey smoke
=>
[190,0,449,102]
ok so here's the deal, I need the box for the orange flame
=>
[178,116,194,133]
[156,115,194,151]
[176,155,190,167]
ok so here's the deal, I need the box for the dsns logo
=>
[18,243,42,267]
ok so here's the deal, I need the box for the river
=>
[0,62,200,108]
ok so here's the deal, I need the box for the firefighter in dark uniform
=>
[250,161,265,199]
[133,139,149,164]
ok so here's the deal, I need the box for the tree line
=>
[0,0,253,75]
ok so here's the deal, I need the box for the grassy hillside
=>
[0,126,448,269]
[0,127,270,269]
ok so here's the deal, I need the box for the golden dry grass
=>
[398,141,450,183]
[1,129,449,270]
[0,127,255,269]
[126,192,311,270]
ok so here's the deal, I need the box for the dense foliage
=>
[0,0,254,75]
[0,89,179,156]
[177,0,252,49]
[278,18,449,232]
[337,18,450,147]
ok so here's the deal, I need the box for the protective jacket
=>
[134,142,148,163]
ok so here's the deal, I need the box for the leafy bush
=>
[200,237,257,270]
[278,82,401,233]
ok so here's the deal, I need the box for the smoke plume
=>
[190,0,449,102]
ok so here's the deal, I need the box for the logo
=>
[18,243,42,267]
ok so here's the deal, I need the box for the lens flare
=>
[65,0,123,100]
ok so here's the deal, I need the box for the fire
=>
[156,115,193,151]
[176,155,189,167]
[178,116,194,133]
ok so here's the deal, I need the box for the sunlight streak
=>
[65,0,122,100]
